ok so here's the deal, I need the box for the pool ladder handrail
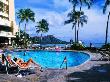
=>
[60,56,67,69]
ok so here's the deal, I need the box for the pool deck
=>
[0,51,110,82]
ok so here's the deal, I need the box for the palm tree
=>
[69,0,93,11]
[13,30,31,47]
[16,9,24,37]
[65,9,77,43]
[16,8,35,47]
[36,19,49,44]
[65,10,88,43]
[103,0,110,45]
[103,0,110,13]
[105,12,110,45]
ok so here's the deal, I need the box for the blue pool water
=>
[9,51,90,69]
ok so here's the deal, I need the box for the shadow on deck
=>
[66,63,110,82]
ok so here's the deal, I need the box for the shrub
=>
[70,43,85,50]
[101,43,110,49]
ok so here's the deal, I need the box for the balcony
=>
[0,24,12,32]
[0,11,9,18]
[0,0,8,5]
[0,31,15,38]
[0,17,10,26]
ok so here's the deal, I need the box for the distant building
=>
[0,0,18,45]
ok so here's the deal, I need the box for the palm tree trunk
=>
[77,30,78,43]
[41,34,42,44]
[24,23,27,48]
[105,12,110,45]
[75,25,77,43]
[80,1,82,11]
[73,5,76,12]
[76,3,82,43]
[18,22,21,37]
[77,21,80,43]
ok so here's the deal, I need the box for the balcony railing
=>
[0,11,9,18]
[0,31,15,38]
[0,17,10,26]
[0,24,12,32]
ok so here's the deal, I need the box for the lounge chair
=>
[11,59,43,75]
[5,54,42,75]
[5,56,18,74]
[99,51,110,61]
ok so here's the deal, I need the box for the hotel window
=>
[4,4,9,14]
[0,2,9,15]
[6,5,9,14]
[0,1,4,12]
[0,15,9,20]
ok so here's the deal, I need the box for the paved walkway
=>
[0,51,110,82]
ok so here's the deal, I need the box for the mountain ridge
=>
[32,35,69,44]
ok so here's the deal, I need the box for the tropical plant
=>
[105,12,110,45]
[70,42,85,50]
[65,10,88,43]
[36,19,49,43]
[103,0,110,45]
[12,30,31,48]
[16,9,24,37]
[101,43,110,50]
[16,8,35,47]
[69,0,93,11]
[103,0,110,13]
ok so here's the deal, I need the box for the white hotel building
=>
[0,0,18,45]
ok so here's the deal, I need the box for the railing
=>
[60,56,67,69]
[0,31,14,37]
[0,17,10,26]
[0,11,9,18]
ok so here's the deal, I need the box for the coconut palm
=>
[16,8,35,47]
[16,9,24,37]
[103,0,110,45]
[65,10,88,43]
[69,0,93,11]
[105,12,110,44]
[103,0,110,13]
[36,19,49,43]
[13,30,31,47]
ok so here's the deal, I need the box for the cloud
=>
[78,8,109,43]
[15,0,110,43]
[53,0,71,10]
[27,0,49,3]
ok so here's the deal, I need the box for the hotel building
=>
[0,0,18,45]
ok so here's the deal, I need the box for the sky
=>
[14,0,110,43]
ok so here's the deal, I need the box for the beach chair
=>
[5,57,18,74]
[11,59,43,75]
[99,51,110,61]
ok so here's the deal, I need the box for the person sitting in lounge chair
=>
[6,54,18,67]
[16,58,40,68]
[6,54,40,69]
[1,53,5,64]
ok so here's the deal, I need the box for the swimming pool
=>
[9,50,90,69]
